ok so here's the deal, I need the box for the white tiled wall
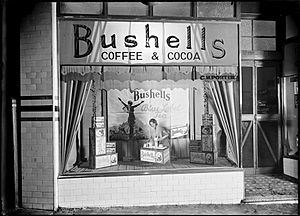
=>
[20,2,54,210]
[58,171,244,208]
[283,158,298,179]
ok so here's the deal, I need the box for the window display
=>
[60,66,239,174]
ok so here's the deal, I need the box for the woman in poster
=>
[118,97,144,138]
[148,118,170,147]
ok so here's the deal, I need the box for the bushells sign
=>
[59,20,238,66]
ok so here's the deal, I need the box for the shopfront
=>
[56,2,244,208]
[11,1,298,211]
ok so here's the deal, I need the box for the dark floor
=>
[65,157,235,175]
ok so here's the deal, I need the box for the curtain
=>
[60,66,101,173]
[207,81,240,166]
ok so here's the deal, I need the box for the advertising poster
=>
[107,87,189,140]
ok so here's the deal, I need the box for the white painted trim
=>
[52,2,59,211]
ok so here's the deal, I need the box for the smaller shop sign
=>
[170,125,189,139]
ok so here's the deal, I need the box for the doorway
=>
[241,61,282,175]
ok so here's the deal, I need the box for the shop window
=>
[59,66,240,175]
[196,2,235,18]
[108,2,148,16]
[153,2,191,17]
[59,2,104,15]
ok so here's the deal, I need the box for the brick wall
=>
[20,2,54,210]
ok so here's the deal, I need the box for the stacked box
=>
[89,116,118,169]
[89,128,106,157]
[93,116,105,128]
[106,142,116,154]
[202,113,213,126]
[189,140,203,163]
[190,152,206,163]
[140,146,170,164]
[205,152,217,165]
[189,122,217,165]
[201,125,213,152]
[189,140,202,152]
[90,153,118,169]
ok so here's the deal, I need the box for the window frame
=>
[57,1,240,21]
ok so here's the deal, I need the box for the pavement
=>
[4,174,299,215]
[243,173,298,204]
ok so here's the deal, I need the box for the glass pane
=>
[197,2,234,18]
[241,37,252,50]
[62,66,236,175]
[108,2,148,16]
[153,2,191,17]
[253,38,276,51]
[242,121,253,168]
[257,66,278,114]
[241,20,252,36]
[60,2,103,15]
[253,20,276,36]
[241,1,261,14]
[258,121,278,167]
[242,67,253,114]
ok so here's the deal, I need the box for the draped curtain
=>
[207,81,240,166]
[60,66,101,173]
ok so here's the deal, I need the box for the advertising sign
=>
[140,149,156,163]
[108,87,189,140]
[60,20,238,66]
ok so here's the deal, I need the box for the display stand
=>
[189,82,217,165]
[140,146,170,164]
[122,139,134,162]
[89,117,118,169]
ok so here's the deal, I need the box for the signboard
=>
[170,125,189,139]
[60,20,238,66]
